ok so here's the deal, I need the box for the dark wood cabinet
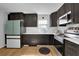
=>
[64,3,73,13]
[53,35,64,55]
[54,45,64,55]
[49,35,54,45]
[8,12,24,20]
[64,3,76,23]
[57,3,72,18]
[21,35,50,45]
[72,3,79,23]
[62,3,79,23]
[54,39,63,45]
[50,12,57,27]
[21,35,55,45]
[8,13,37,27]
[64,3,73,22]
[57,4,65,18]
[57,3,79,23]
[65,39,79,56]
[24,14,37,27]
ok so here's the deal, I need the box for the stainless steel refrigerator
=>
[5,20,25,48]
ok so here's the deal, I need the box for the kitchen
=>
[0,3,79,56]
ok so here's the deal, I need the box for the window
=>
[38,19,48,28]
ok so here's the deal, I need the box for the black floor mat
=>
[39,47,50,55]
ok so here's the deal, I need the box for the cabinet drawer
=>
[7,39,21,48]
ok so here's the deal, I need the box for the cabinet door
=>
[64,3,73,13]
[5,21,14,34]
[54,39,63,45]
[13,20,20,34]
[8,12,24,20]
[72,3,79,23]
[24,14,37,27]
[21,35,49,45]
[65,40,79,56]
[57,4,65,18]
[49,35,54,45]
[50,12,57,27]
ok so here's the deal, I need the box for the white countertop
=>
[54,35,64,44]
[54,33,79,45]
[22,27,57,35]
[22,33,55,35]
[64,34,79,45]
[64,37,79,45]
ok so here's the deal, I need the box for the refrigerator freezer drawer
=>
[7,39,21,48]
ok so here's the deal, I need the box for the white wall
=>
[0,10,7,48]
[0,3,63,14]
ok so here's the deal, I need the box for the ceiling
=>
[0,3,63,14]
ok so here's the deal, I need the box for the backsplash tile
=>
[24,27,57,34]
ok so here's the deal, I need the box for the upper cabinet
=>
[8,12,38,27]
[8,12,24,20]
[24,14,37,27]
[57,3,73,18]
[50,12,57,27]
[72,3,79,23]
[65,3,74,22]
[57,3,79,24]
[57,4,66,18]
[64,3,73,13]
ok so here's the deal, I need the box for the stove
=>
[66,24,79,34]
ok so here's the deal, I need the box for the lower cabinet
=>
[21,35,55,45]
[21,35,50,45]
[65,39,79,56]
[54,39,63,45]
[54,35,64,55]
[54,45,64,55]
[54,39,64,55]
[49,35,54,45]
